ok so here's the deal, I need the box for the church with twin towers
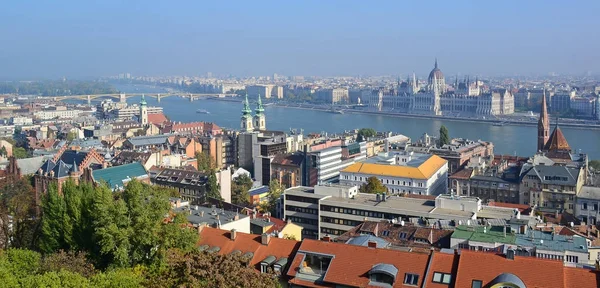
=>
[241,93,266,132]
[370,59,515,116]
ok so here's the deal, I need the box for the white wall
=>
[221,216,250,234]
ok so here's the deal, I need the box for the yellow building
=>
[250,213,304,241]
[340,151,448,196]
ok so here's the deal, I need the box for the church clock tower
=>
[139,94,148,126]
[241,94,253,132]
[253,94,266,131]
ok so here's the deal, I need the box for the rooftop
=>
[577,186,600,200]
[342,154,447,180]
[176,205,248,226]
[92,162,148,190]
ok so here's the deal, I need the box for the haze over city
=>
[1,0,599,79]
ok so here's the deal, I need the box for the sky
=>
[0,1,598,79]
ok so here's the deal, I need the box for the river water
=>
[105,84,600,160]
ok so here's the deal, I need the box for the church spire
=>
[140,94,147,106]
[255,93,264,115]
[242,93,252,117]
[537,89,550,151]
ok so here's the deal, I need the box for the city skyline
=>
[1,1,599,79]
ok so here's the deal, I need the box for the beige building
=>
[246,85,283,99]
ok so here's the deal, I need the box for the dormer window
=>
[369,263,398,287]
[260,255,276,273]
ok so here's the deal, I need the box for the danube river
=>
[109,84,600,160]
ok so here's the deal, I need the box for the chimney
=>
[234,213,239,221]
[261,233,270,245]
[322,235,331,242]
[555,210,559,219]
[200,211,204,217]
[230,229,237,240]
[376,194,381,202]
[367,241,377,248]
[504,226,507,238]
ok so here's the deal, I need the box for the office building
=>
[282,185,525,240]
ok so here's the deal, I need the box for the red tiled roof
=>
[288,239,430,288]
[197,227,300,270]
[545,126,571,152]
[147,113,168,125]
[425,252,458,288]
[454,250,596,288]
[563,267,599,288]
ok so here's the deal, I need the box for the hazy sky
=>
[1,1,598,79]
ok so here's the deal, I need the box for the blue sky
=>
[0,1,598,79]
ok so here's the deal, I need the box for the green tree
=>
[196,151,215,172]
[13,147,28,159]
[0,175,39,250]
[66,131,78,141]
[206,170,221,201]
[589,160,600,172]
[90,268,144,288]
[39,183,67,254]
[359,176,387,194]
[262,179,283,214]
[231,174,253,206]
[0,248,41,280]
[149,249,279,288]
[439,125,450,146]
[356,128,376,143]
[20,270,90,288]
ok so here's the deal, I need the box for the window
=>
[404,273,419,286]
[594,204,599,211]
[399,232,407,239]
[472,280,483,288]
[583,203,588,210]
[432,272,452,284]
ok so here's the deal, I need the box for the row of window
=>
[286,195,319,204]
[342,174,425,187]
[582,202,599,211]
[321,227,345,236]
[321,205,399,219]
[321,216,362,227]
[287,216,318,226]
[285,205,318,215]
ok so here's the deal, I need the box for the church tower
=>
[253,94,266,131]
[537,89,550,151]
[139,94,148,126]
[241,93,253,132]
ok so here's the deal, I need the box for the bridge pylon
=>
[87,95,91,106]
[119,93,126,103]
[189,94,193,102]
[157,94,161,103]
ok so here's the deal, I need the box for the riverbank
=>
[270,103,600,130]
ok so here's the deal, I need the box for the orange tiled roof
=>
[425,252,458,288]
[563,267,599,288]
[287,239,430,288]
[197,227,300,270]
[147,113,168,125]
[342,154,447,180]
[454,250,596,288]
